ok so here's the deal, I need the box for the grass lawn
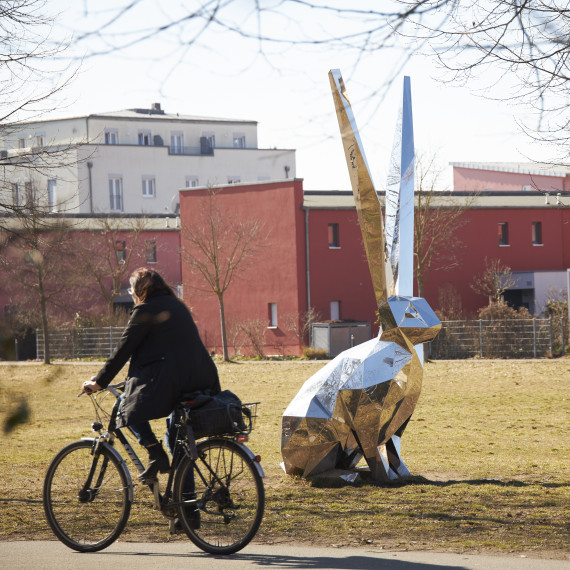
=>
[0,359,569,558]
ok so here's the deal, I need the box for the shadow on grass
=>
[308,474,570,489]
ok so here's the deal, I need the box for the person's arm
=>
[92,306,154,388]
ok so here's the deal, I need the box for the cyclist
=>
[81,267,220,481]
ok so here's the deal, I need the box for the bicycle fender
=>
[233,441,266,478]
[80,437,135,502]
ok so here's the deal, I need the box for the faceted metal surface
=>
[280,71,441,482]
[385,76,415,297]
[282,296,441,480]
[328,69,392,304]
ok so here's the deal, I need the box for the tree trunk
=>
[417,270,424,298]
[217,294,229,361]
[37,265,51,364]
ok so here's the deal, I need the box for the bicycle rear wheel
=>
[43,440,132,552]
[173,438,265,555]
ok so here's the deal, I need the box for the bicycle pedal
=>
[138,474,158,484]
[169,518,184,535]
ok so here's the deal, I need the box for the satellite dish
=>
[170,193,180,215]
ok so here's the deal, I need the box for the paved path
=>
[1,541,568,569]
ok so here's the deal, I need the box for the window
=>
[47,179,57,212]
[11,183,20,206]
[330,301,340,321]
[227,176,241,184]
[17,138,26,149]
[109,177,123,212]
[24,246,34,265]
[105,130,118,144]
[498,222,509,246]
[202,133,215,148]
[145,240,157,263]
[142,176,156,198]
[171,133,183,154]
[138,131,151,145]
[532,221,543,245]
[24,181,34,205]
[115,241,126,263]
[268,303,278,328]
[233,134,245,148]
[35,134,44,147]
[185,176,199,188]
[328,223,340,248]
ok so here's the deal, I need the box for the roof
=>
[90,109,257,125]
[7,105,257,127]
[302,190,570,210]
[450,161,570,177]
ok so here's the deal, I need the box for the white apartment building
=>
[0,103,296,215]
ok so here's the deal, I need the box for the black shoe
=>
[188,507,201,530]
[171,509,200,534]
[138,442,170,482]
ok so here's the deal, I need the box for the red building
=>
[179,180,307,356]
[180,178,570,356]
[0,214,182,330]
[452,162,570,193]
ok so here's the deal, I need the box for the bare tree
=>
[0,187,83,364]
[283,307,321,348]
[414,153,475,297]
[181,187,266,362]
[239,319,267,359]
[470,257,516,304]
[60,1,570,154]
[0,0,80,224]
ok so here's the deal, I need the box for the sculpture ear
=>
[385,76,415,297]
[329,68,390,305]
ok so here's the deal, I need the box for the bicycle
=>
[43,382,265,555]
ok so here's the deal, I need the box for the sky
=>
[38,0,556,191]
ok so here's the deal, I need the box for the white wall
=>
[533,270,568,313]
[2,112,295,215]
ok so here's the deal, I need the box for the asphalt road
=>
[1,541,568,569]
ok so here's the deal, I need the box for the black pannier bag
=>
[186,389,248,439]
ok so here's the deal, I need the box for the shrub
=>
[302,346,329,360]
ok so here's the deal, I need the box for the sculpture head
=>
[378,295,441,346]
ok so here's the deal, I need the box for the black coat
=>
[93,292,220,427]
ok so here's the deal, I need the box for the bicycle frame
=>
[84,384,265,517]
[45,382,265,555]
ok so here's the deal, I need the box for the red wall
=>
[0,224,181,334]
[421,207,569,316]
[307,209,377,330]
[454,167,569,193]
[179,180,306,356]
[305,201,569,322]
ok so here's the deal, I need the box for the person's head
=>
[129,268,175,305]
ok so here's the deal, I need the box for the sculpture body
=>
[281,70,441,481]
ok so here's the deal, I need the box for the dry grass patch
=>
[0,359,569,557]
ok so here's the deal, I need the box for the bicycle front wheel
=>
[173,438,265,555]
[43,440,132,552]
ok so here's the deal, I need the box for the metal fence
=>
[35,317,568,360]
[430,317,567,359]
[36,327,124,360]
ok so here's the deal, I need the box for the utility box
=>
[311,321,371,357]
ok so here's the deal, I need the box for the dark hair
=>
[130,268,175,303]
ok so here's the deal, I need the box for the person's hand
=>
[82,378,102,394]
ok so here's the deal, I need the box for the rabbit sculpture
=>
[281,295,440,481]
[281,70,441,482]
